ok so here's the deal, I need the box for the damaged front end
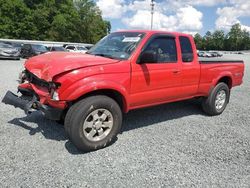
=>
[2,70,65,120]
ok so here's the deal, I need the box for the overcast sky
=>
[95,0,250,35]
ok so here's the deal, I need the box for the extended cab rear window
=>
[179,36,194,62]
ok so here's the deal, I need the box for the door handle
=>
[172,69,180,74]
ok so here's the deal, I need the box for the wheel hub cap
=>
[83,109,114,142]
[215,90,226,110]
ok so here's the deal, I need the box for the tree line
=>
[1,1,250,49]
[194,24,250,51]
[0,0,111,44]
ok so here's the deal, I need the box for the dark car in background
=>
[84,45,94,50]
[20,44,48,58]
[47,45,67,52]
[0,42,20,60]
[210,51,223,57]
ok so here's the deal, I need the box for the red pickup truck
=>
[2,30,244,151]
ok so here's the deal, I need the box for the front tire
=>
[202,82,230,116]
[65,95,122,151]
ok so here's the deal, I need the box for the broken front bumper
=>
[2,90,63,120]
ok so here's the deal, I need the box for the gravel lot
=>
[0,54,249,187]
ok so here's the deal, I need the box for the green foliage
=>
[0,0,111,43]
[74,0,110,43]
[0,0,36,39]
[195,24,250,51]
[212,30,225,50]
[194,33,203,50]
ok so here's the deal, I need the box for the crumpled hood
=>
[25,52,120,81]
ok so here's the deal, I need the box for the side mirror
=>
[138,51,157,64]
[182,53,193,62]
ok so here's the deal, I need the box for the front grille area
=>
[25,70,50,89]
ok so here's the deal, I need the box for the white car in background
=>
[65,45,88,53]
[204,52,212,57]
[198,51,213,58]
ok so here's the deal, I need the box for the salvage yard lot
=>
[0,54,249,187]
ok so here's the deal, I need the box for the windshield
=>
[0,43,13,49]
[32,44,48,52]
[77,46,87,50]
[53,46,66,51]
[88,32,145,60]
[12,43,22,48]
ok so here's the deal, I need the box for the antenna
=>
[150,0,155,30]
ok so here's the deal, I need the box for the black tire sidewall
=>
[210,83,229,114]
[69,96,122,151]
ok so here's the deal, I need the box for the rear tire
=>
[65,95,122,151]
[202,82,230,116]
[56,118,64,125]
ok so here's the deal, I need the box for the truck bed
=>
[198,57,244,95]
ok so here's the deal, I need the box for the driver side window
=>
[142,37,177,63]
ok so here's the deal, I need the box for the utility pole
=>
[150,0,155,30]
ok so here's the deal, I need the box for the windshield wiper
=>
[92,53,117,59]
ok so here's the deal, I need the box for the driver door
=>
[130,35,182,108]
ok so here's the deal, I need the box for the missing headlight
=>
[51,91,60,101]
[49,82,61,101]
[18,70,27,84]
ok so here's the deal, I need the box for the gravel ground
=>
[0,54,249,187]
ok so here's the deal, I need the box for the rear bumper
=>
[2,90,63,120]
